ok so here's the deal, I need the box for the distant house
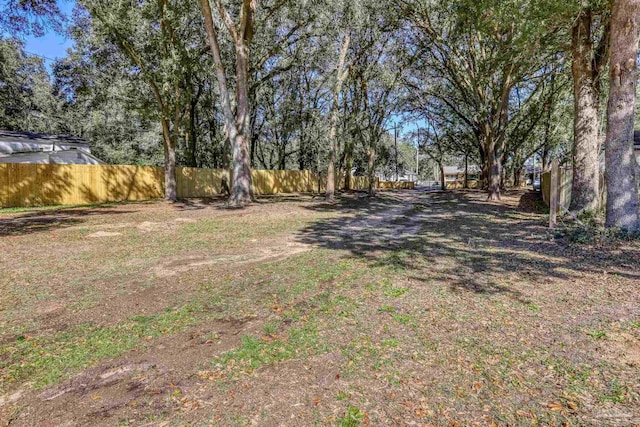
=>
[442,166,463,183]
[0,130,104,165]
[376,169,418,182]
[439,164,481,189]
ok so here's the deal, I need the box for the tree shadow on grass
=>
[173,191,385,212]
[516,190,548,214]
[295,190,640,303]
[174,196,228,210]
[0,208,137,236]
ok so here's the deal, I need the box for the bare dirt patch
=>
[0,195,333,338]
[7,317,264,427]
[152,237,310,278]
[1,190,639,426]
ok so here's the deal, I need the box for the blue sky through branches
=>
[17,0,75,70]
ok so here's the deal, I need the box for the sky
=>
[21,0,76,70]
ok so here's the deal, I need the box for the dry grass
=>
[0,190,638,426]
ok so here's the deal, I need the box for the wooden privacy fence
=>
[0,163,373,208]
[0,164,164,208]
[176,168,320,197]
[377,181,415,190]
[445,180,479,190]
[311,173,371,193]
[542,162,615,228]
[541,165,572,210]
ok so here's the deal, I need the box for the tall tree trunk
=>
[570,11,601,212]
[278,140,286,170]
[486,134,501,200]
[605,0,640,230]
[230,37,253,205]
[343,136,354,190]
[186,100,198,167]
[325,32,350,201]
[463,153,469,189]
[250,133,258,168]
[344,154,352,190]
[541,143,550,173]
[542,144,551,172]
[326,102,339,200]
[298,107,306,170]
[208,110,219,168]
[161,117,177,201]
[367,142,376,196]
[439,162,445,191]
[200,0,254,206]
[541,75,554,173]
[514,163,524,188]
[479,146,487,189]
[231,131,252,204]
[485,64,512,200]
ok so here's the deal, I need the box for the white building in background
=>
[0,130,104,165]
[375,169,418,182]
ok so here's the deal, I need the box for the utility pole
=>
[416,128,420,182]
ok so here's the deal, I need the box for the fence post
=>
[549,159,559,229]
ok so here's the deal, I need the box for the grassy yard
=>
[0,190,638,426]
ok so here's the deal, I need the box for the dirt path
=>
[2,190,639,427]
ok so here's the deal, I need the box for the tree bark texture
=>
[570,11,601,212]
[464,153,469,189]
[200,0,254,206]
[605,0,640,230]
[486,134,502,200]
[161,117,177,201]
[367,143,376,196]
[325,32,350,201]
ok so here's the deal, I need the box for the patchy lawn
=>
[0,190,638,426]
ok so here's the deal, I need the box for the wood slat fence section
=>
[541,166,573,210]
[0,164,375,208]
[445,180,479,190]
[251,169,316,195]
[377,181,415,190]
[0,163,164,208]
[176,167,229,198]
